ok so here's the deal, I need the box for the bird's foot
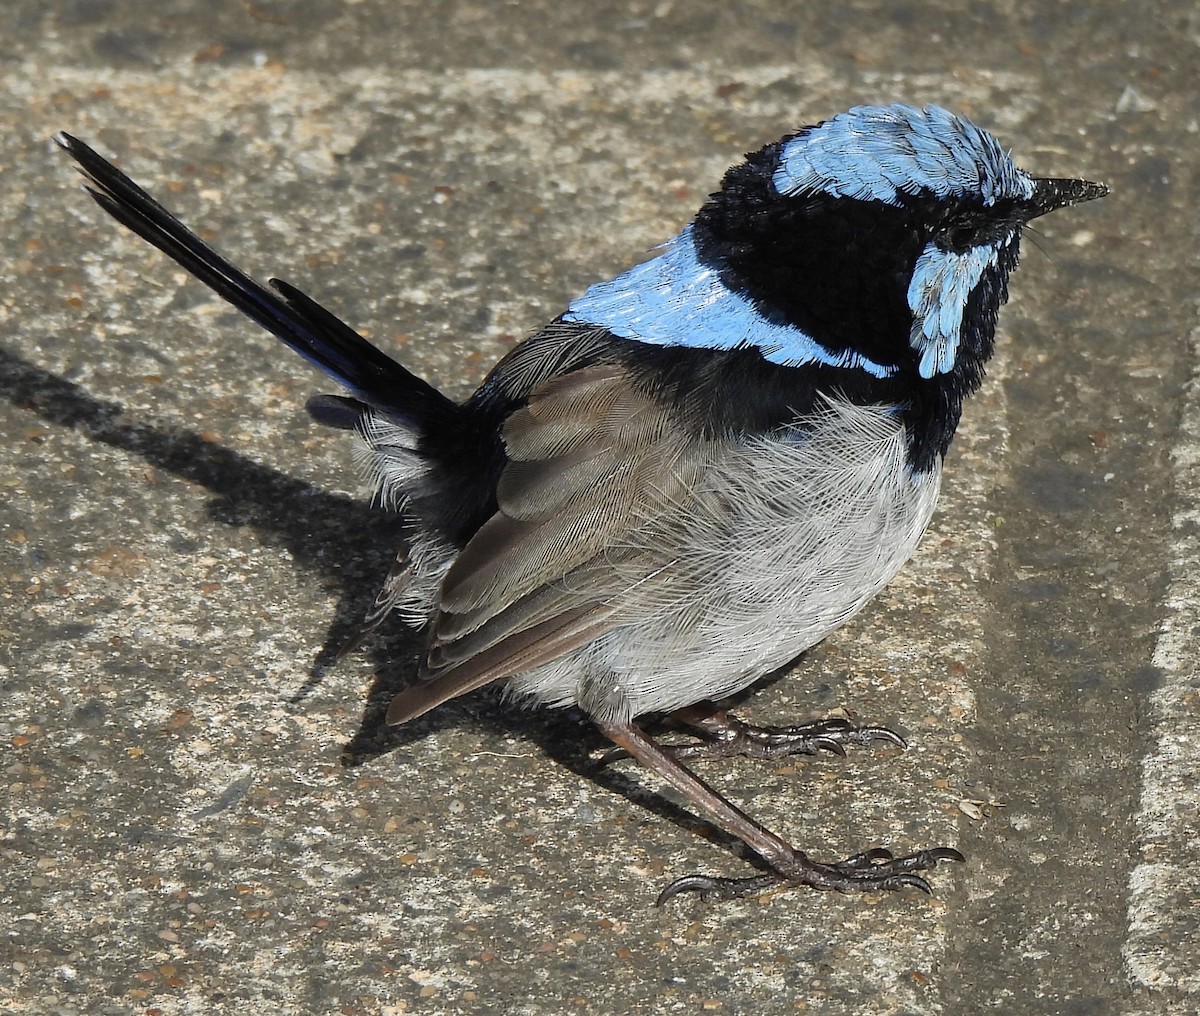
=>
[600,707,904,767]
[656,845,964,904]
[671,712,907,761]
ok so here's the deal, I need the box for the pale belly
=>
[506,400,943,722]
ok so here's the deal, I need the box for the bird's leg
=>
[594,718,963,904]
[600,701,904,766]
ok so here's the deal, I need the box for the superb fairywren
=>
[57,103,1105,903]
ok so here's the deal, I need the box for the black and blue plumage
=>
[57,102,1105,902]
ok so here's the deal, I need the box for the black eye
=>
[935,201,1021,254]
[938,222,981,252]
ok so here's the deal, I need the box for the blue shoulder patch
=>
[562,226,897,378]
[772,103,1035,208]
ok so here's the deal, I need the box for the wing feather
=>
[385,364,710,724]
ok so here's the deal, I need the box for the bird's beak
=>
[1023,177,1109,221]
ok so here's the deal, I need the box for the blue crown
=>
[773,102,1034,207]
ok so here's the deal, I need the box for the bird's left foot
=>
[656,845,965,904]
[600,704,904,766]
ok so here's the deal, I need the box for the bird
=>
[56,103,1106,904]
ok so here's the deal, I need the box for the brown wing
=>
[385,363,707,724]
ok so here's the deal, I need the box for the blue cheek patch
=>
[773,103,1035,209]
[563,225,897,379]
[907,241,1003,378]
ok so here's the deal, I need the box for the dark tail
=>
[55,132,458,432]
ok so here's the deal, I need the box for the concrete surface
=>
[1,1,1196,1013]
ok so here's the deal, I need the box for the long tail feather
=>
[55,132,456,429]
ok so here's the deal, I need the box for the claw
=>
[654,874,712,905]
[595,746,631,768]
[929,847,966,864]
[887,874,934,895]
[834,847,895,871]
[864,726,908,750]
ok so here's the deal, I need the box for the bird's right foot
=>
[656,845,965,905]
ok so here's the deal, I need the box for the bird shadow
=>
[3,345,802,863]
